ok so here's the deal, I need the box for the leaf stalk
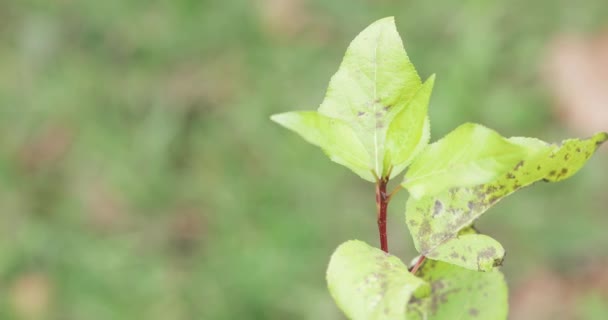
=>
[375,176,390,252]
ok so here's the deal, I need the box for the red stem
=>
[375,177,389,253]
[410,255,426,274]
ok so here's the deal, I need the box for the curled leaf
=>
[327,240,429,320]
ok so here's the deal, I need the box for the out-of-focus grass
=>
[0,1,607,319]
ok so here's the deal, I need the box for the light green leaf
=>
[403,123,528,198]
[270,111,374,181]
[406,132,607,269]
[272,17,431,180]
[406,259,508,319]
[425,234,505,271]
[327,240,429,320]
[384,75,434,179]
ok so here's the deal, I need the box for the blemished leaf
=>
[403,123,528,199]
[272,17,432,180]
[424,233,505,271]
[270,111,374,181]
[406,132,608,270]
[406,259,508,320]
[327,240,429,320]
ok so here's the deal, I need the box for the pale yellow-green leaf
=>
[406,132,607,270]
[407,260,508,319]
[319,17,422,177]
[403,123,528,198]
[273,17,431,181]
[327,240,429,320]
[271,111,374,181]
[424,233,504,271]
[384,75,435,178]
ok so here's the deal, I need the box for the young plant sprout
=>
[271,17,607,320]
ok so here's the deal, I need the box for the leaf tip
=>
[269,113,286,124]
[595,132,608,146]
[270,112,300,129]
[376,16,396,24]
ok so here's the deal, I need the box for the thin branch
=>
[375,177,389,252]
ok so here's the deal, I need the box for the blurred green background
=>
[1,1,607,319]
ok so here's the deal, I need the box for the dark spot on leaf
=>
[450,251,459,259]
[357,111,365,117]
[376,121,384,129]
[408,220,418,227]
[548,170,556,177]
[488,195,500,204]
[493,257,503,267]
[477,248,501,270]
[576,147,581,153]
[506,172,515,179]
[513,160,524,171]
[467,201,475,210]
[478,247,497,259]
[461,255,467,262]
[537,165,541,170]
[419,220,431,236]
[484,185,498,194]
[564,153,570,160]
[375,112,383,118]
[383,105,391,111]
[431,280,445,292]
[561,168,568,175]
[433,200,443,217]
[469,308,479,316]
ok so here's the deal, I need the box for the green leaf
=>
[403,123,528,198]
[406,259,508,319]
[384,75,434,179]
[327,240,429,320]
[406,132,607,269]
[424,234,505,271]
[272,17,432,180]
[270,111,374,181]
